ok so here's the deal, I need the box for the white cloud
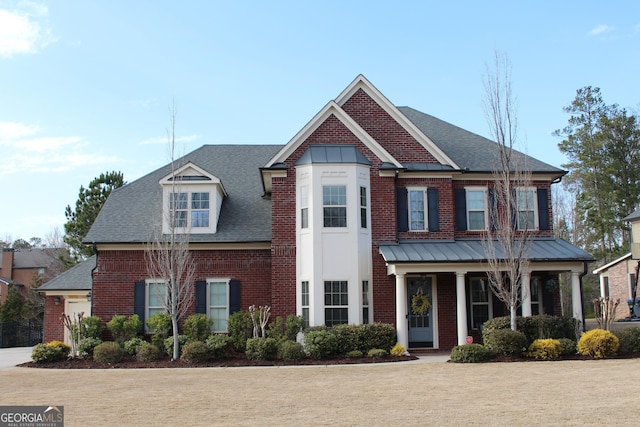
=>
[0,121,39,139]
[0,2,55,58]
[139,134,201,145]
[589,24,613,36]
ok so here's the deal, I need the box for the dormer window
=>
[160,162,226,234]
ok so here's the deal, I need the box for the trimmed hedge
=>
[483,315,579,348]
[278,340,306,361]
[137,342,163,362]
[614,327,640,354]
[578,329,619,359]
[246,337,278,361]
[484,329,527,357]
[31,341,71,363]
[183,314,213,342]
[181,341,210,364]
[304,330,338,359]
[93,341,125,364]
[450,344,492,363]
[206,334,233,359]
[527,339,562,360]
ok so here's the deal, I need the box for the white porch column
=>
[521,271,532,317]
[599,274,606,297]
[395,273,408,349]
[571,271,583,323]
[455,272,468,346]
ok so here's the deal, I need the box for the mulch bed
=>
[19,353,418,369]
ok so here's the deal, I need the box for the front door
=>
[408,276,433,348]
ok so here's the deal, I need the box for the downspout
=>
[90,244,98,316]
[579,261,589,333]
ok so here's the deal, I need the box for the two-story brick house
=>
[43,75,593,350]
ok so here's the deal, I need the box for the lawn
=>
[2,357,640,426]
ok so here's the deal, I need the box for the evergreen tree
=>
[0,286,24,323]
[64,171,125,259]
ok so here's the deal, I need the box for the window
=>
[301,281,309,328]
[170,191,211,229]
[362,280,370,324]
[324,280,348,326]
[323,185,347,227]
[191,192,210,228]
[146,280,167,327]
[408,188,427,231]
[470,278,492,329]
[516,188,537,230]
[466,189,487,230]
[531,277,542,315]
[360,186,367,229]
[208,279,228,332]
[301,186,309,229]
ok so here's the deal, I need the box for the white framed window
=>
[408,188,427,231]
[170,192,188,228]
[170,191,211,229]
[207,278,229,332]
[466,188,487,231]
[191,192,210,228]
[360,186,368,229]
[300,186,309,229]
[301,281,309,328]
[146,280,167,328]
[362,280,370,324]
[531,277,542,315]
[516,188,538,230]
[323,185,347,228]
[324,280,348,326]
[470,277,492,329]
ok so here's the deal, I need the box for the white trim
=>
[206,277,231,333]
[593,252,632,274]
[516,187,539,230]
[407,187,428,232]
[464,187,488,231]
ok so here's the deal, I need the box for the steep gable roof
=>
[38,256,95,291]
[84,145,282,244]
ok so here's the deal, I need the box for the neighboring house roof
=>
[38,256,95,291]
[624,208,640,222]
[0,277,19,286]
[397,107,565,175]
[379,238,594,264]
[593,253,633,274]
[12,248,68,269]
[84,145,283,244]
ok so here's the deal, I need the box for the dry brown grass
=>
[3,357,640,426]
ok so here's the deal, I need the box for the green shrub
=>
[578,329,619,359]
[450,344,492,363]
[332,324,361,354]
[124,337,146,356]
[278,340,306,361]
[77,337,103,360]
[228,310,253,352]
[246,337,278,361]
[367,348,388,358]
[146,313,172,348]
[93,341,126,364]
[390,343,407,356]
[483,329,527,357]
[183,313,213,342]
[483,315,579,347]
[614,327,640,354]
[527,339,562,360]
[558,338,577,356]
[78,316,104,340]
[164,334,190,357]
[304,330,338,359]
[31,341,71,363]
[137,342,163,362]
[205,334,232,359]
[181,341,210,364]
[107,314,142,346]
[359,323,396,353]
[346,350,363,358]
[268,315,305,342]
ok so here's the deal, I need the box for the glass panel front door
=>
[408,276,433,347]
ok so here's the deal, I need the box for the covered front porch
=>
[379,238,594,350]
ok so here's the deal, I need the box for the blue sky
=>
[0,1,638,242]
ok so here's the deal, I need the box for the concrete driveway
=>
[0,347,32,369]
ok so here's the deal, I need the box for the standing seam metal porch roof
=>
[379,239,594,264]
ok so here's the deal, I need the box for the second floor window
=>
[323,185,346,227]
[409,188,427,231]
[170,191,211,229]
[516,188,537,230]
[466,189,487,231]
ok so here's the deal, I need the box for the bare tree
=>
[482,52,533,331]
[145,103,196,361]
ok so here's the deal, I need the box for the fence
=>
[0,319,43,348]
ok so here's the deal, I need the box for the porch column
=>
[571,271,583,323]
[395,273,408,349]
[455,272,468,345]
[599,274,606,297]
[521,271,532,317]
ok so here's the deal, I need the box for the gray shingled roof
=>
[379,238,594,263]
[85,145,282,244]
[38,256,95,291]
[397,107,565,174]
[624,208,640,222]
[12,248,68,269]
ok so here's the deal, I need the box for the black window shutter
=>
[511,188,518,229]
[229,280,241,314]
[455,188,467,231]
[427,188,439,232]
[195,280,207,314]
[133,281,146,332]
[488,188,497,231]
[396,187,408,232]
[537,188,550,230]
